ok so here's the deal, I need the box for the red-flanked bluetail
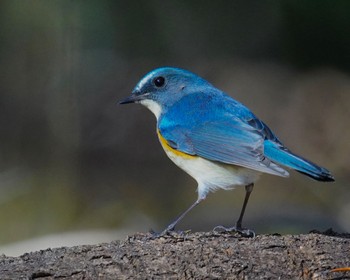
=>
[120,67,334,236]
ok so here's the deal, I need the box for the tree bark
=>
[0,229,349,279]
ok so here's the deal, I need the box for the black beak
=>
[119,95,137,105]
[119,91,147,105]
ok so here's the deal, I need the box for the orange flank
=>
[330,267,350,273]
[157,130,196,159]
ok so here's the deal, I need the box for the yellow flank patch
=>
[157,130,196,159]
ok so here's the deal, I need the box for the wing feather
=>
[159,120,288,177]
[158,91,288,177]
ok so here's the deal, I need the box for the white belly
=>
[163,147,261,200]
[141,99,261,199]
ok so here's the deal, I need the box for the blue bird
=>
[120,67,334,236]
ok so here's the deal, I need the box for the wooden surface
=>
[0,229,349,279]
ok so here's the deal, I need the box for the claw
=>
[213,225,255,238]
[148,228,190,239]
[148,229,170,239]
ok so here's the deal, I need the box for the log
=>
[0,229,349,279]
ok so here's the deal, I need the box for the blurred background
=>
[0,0,349,256]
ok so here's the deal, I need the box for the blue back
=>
[134,67,334,181]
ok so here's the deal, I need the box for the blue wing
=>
[160,121,288,177]
[158,89,334,181]
[158,92,289,177]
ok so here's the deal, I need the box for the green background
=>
[0,0,349,255]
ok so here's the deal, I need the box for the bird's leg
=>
[236,183,254,229]
[155,197,204,236]
[214,183,255,237]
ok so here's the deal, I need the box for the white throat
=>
[139,99,162,120]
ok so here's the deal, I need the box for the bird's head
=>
[119,67,211,119]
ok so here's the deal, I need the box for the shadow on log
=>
[0,229,349,279]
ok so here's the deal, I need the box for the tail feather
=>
[264,141,334,182]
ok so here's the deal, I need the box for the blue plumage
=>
[120,66,334,235]
[156,81,333,181]
[264,140,333,181]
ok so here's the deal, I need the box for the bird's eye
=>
[153,76,165,88]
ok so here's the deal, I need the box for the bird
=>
[120,67,334,236]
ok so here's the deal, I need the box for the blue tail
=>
[264,141,334,182]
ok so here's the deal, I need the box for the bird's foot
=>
[213,225,255,238]
[148,228,190,239]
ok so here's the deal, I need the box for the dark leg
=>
[161,197,204,235]
[213,183,255,237]
[236,183,254,229]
